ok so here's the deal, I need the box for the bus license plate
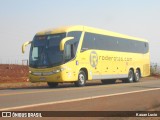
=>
[40,77,46,81]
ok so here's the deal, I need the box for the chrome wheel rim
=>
[136,72,140,81]
[129,71,133,82]
[79,74,85,85]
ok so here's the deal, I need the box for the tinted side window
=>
[95,34,118,51]
[82,32,149,54]
[82,32,95,50]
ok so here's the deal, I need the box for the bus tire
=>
[125,69,134,83]
[101,79,116,84]
[47,82,58,88]
[74,70,86,87]
[134,70,140,82]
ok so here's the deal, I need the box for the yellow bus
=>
[22,25,150,87]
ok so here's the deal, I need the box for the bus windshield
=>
[29,33,66,68]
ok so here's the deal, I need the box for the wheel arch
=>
[129,67,134,73]
[80,68,88,80]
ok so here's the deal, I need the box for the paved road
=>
[0,78,160,111]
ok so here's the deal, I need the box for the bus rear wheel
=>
[124,69,134,83]
[134,70,140,82]
[47,82,58,88]
[74,70,86,87]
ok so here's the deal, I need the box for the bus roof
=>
[36,26,84,36]
[36,25,148,42]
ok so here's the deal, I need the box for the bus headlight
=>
[52,68,65,73]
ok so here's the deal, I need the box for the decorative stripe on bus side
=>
[92,74,128,80]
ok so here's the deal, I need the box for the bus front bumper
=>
[29,71,77,83]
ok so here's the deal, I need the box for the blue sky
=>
[0,0,160,64]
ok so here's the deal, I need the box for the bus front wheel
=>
[74,70,86,87]
[47,82,58,88]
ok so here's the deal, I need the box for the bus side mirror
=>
[60,37,74,51]
[22,41,32,54]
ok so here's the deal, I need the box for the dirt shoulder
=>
[0,64,28,83]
